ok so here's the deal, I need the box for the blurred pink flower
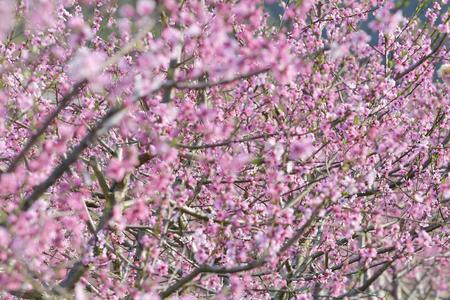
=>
[67,47,107,81]
[0,0,15,41]
[438,63,450,86]
[137,0,155,16]
[290,137,314,160]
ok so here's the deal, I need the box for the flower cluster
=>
[0,0,449,299]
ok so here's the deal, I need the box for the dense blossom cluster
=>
[0,0,449,299]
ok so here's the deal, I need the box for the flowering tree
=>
[0,0,449,299]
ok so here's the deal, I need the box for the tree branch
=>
[20,107,126,211]
[394,33,448,82]
[7,80,87,173]
[159,203,323,298]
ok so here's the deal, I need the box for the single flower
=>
[438,63,450,85]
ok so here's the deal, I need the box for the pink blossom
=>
[0,0,15,41]
[136,0,155,16]
[25,0,57,31]
[0,1,450,299]
[74,284,88,300]
[289,137,314,160]
[106,147,139,181]
[417,230,433,248]
[119,4,135,18]
[67,47,106,81]
[219,153,250,176]
[371,8,404,34]
[0,227,10,248]
[438,64,450,85]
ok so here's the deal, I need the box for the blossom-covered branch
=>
[1,0,450,299]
